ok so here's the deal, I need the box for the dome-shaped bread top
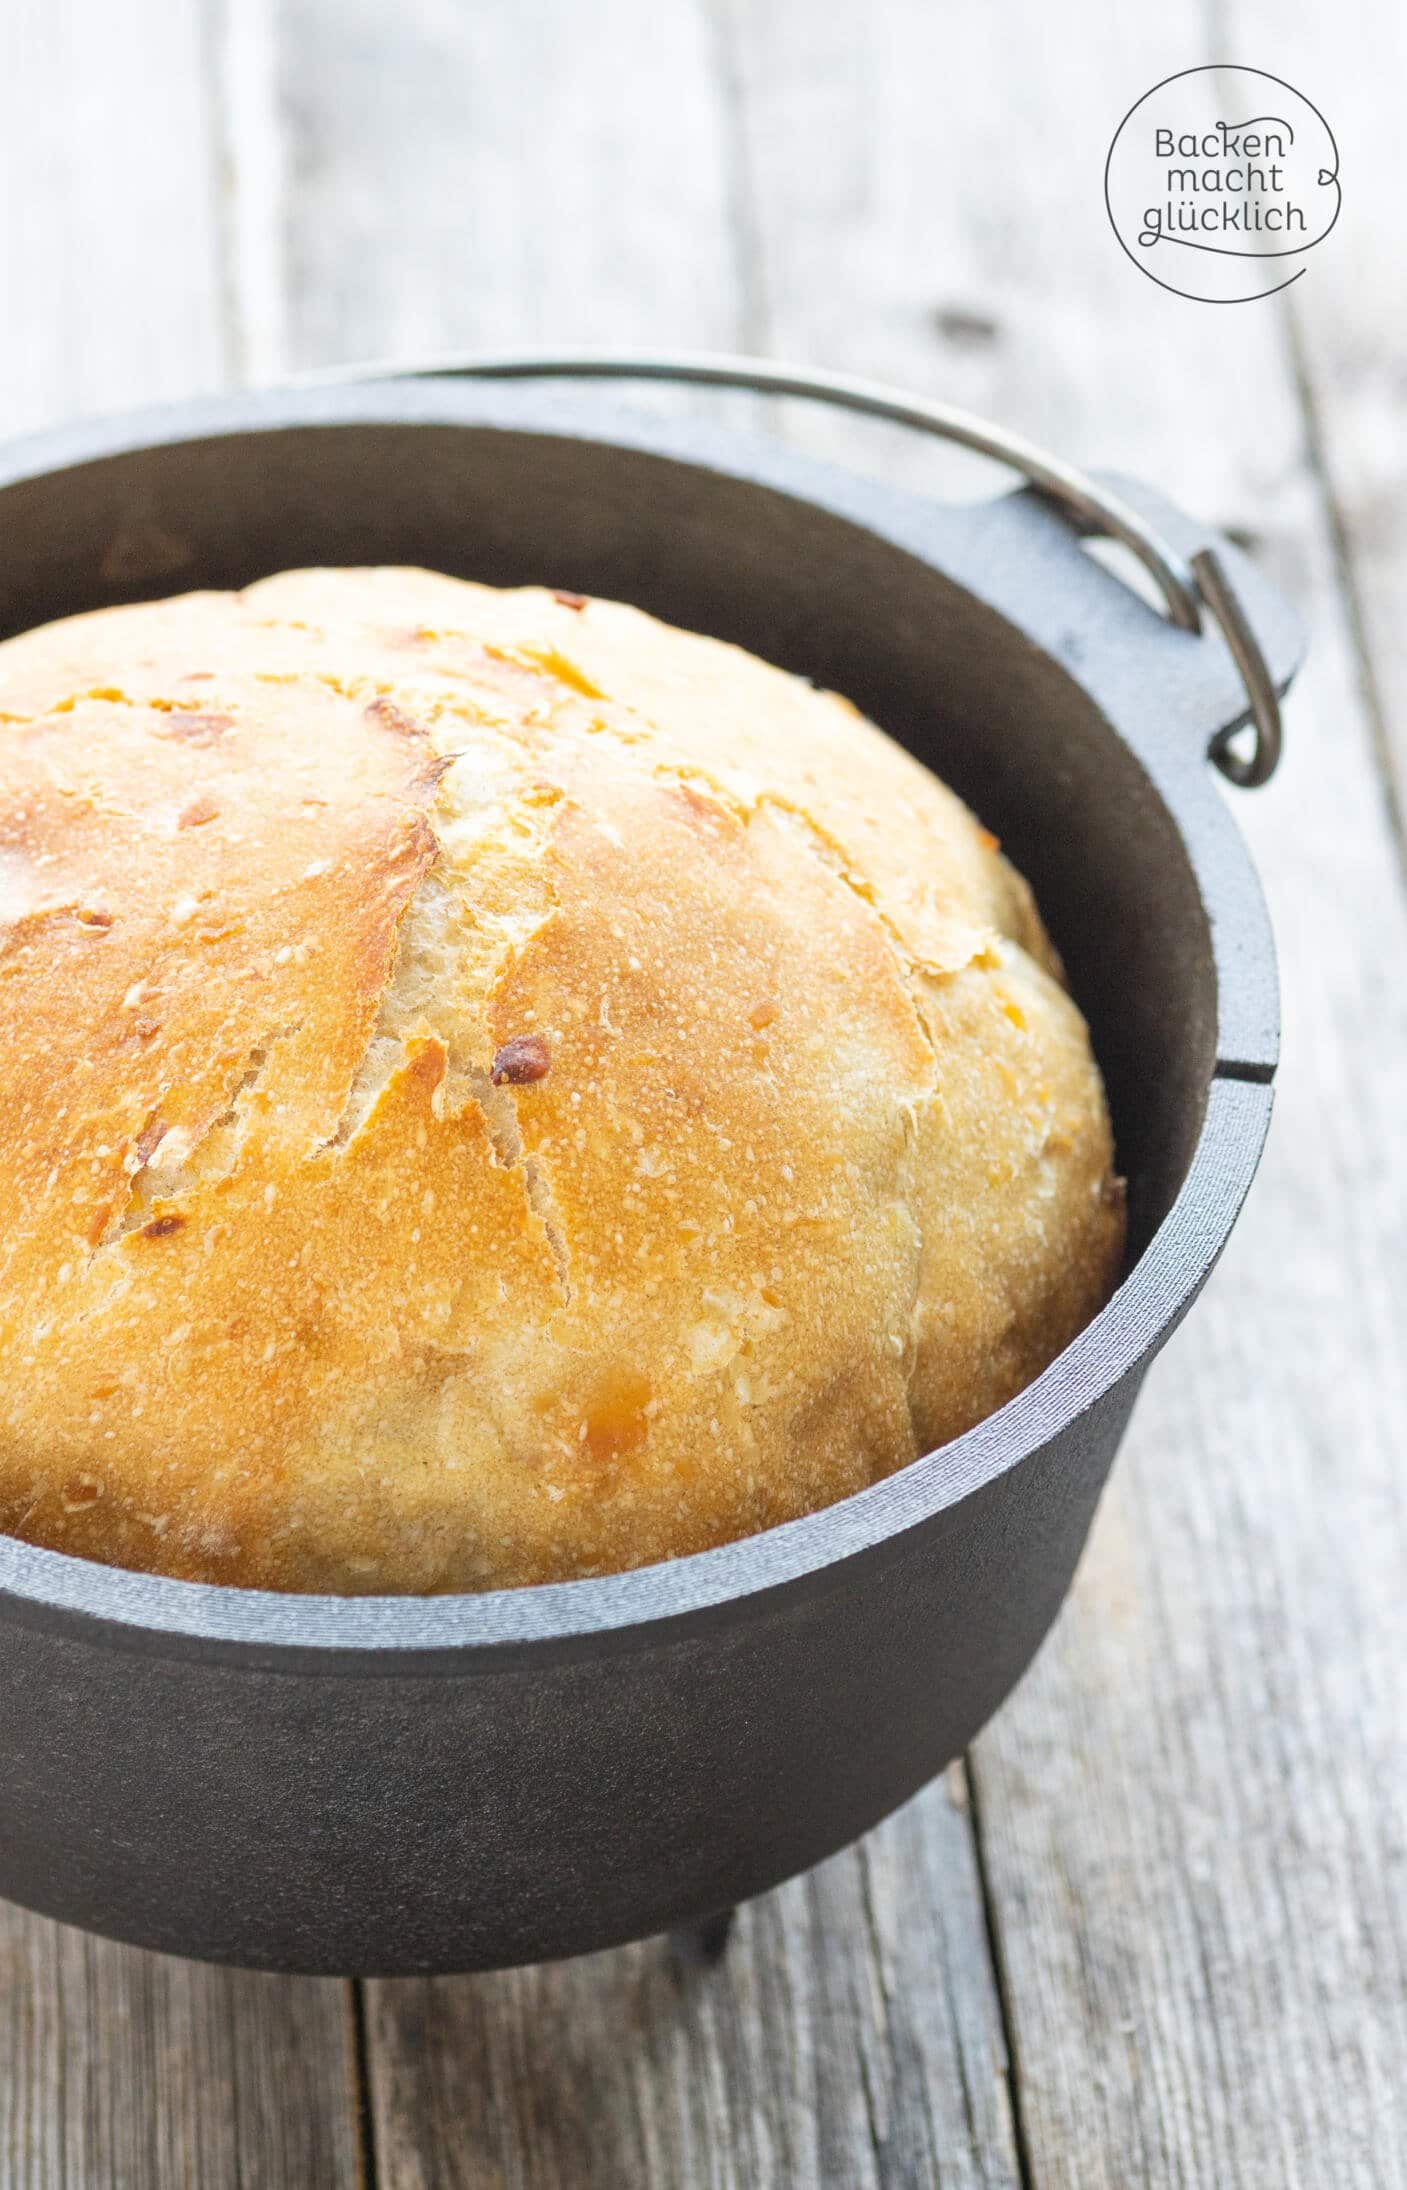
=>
[0,568,1123,1591]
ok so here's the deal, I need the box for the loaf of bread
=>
[0,568,1124,1591]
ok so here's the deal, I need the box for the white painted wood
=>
[211,0,291,385]
[1231,0,1407,807]
[0,0,227,430]
[279,0,742,372]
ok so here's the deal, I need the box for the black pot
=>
[0,368,1299,1975]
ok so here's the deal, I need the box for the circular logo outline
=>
[1104,64,1341,304]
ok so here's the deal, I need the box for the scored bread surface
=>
[0,568,1125,1592]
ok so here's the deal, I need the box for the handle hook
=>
[300,346,1285,787]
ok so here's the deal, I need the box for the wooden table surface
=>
[1,2,1402,2184]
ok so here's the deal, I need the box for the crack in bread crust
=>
[315,733,573,1306]
[94,1025,305,1250]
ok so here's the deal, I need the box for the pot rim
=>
[0,383,1278,1660]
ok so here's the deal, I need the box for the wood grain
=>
[0,1913,361,2189]
[279,0,742,371]
[0,0,226,431]
[1,1,1403,2185]
[275,3,1024,2183]
[0,7,364,2186]
[1238,0,1407,814]
[704,2,1403,2183]
[365,1771,1018,2190]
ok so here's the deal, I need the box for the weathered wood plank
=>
[277,2,1023,2182]
[0,7,363,2185]
[0,0,226,429]
[0,1913,361,2189]
[1240,3,1407,811]
[366,1771,1018,2190]
[8,3,1399,2187]
[699,3,1405,2184]
[212,0,290,387]
[279,0,741,370]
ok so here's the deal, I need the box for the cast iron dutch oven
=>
[0,355,1299,1975]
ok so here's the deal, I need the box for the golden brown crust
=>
[0,569,1124,1591]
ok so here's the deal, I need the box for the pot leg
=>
[669,1908,736,1966]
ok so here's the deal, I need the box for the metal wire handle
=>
[305,347,1283,788]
